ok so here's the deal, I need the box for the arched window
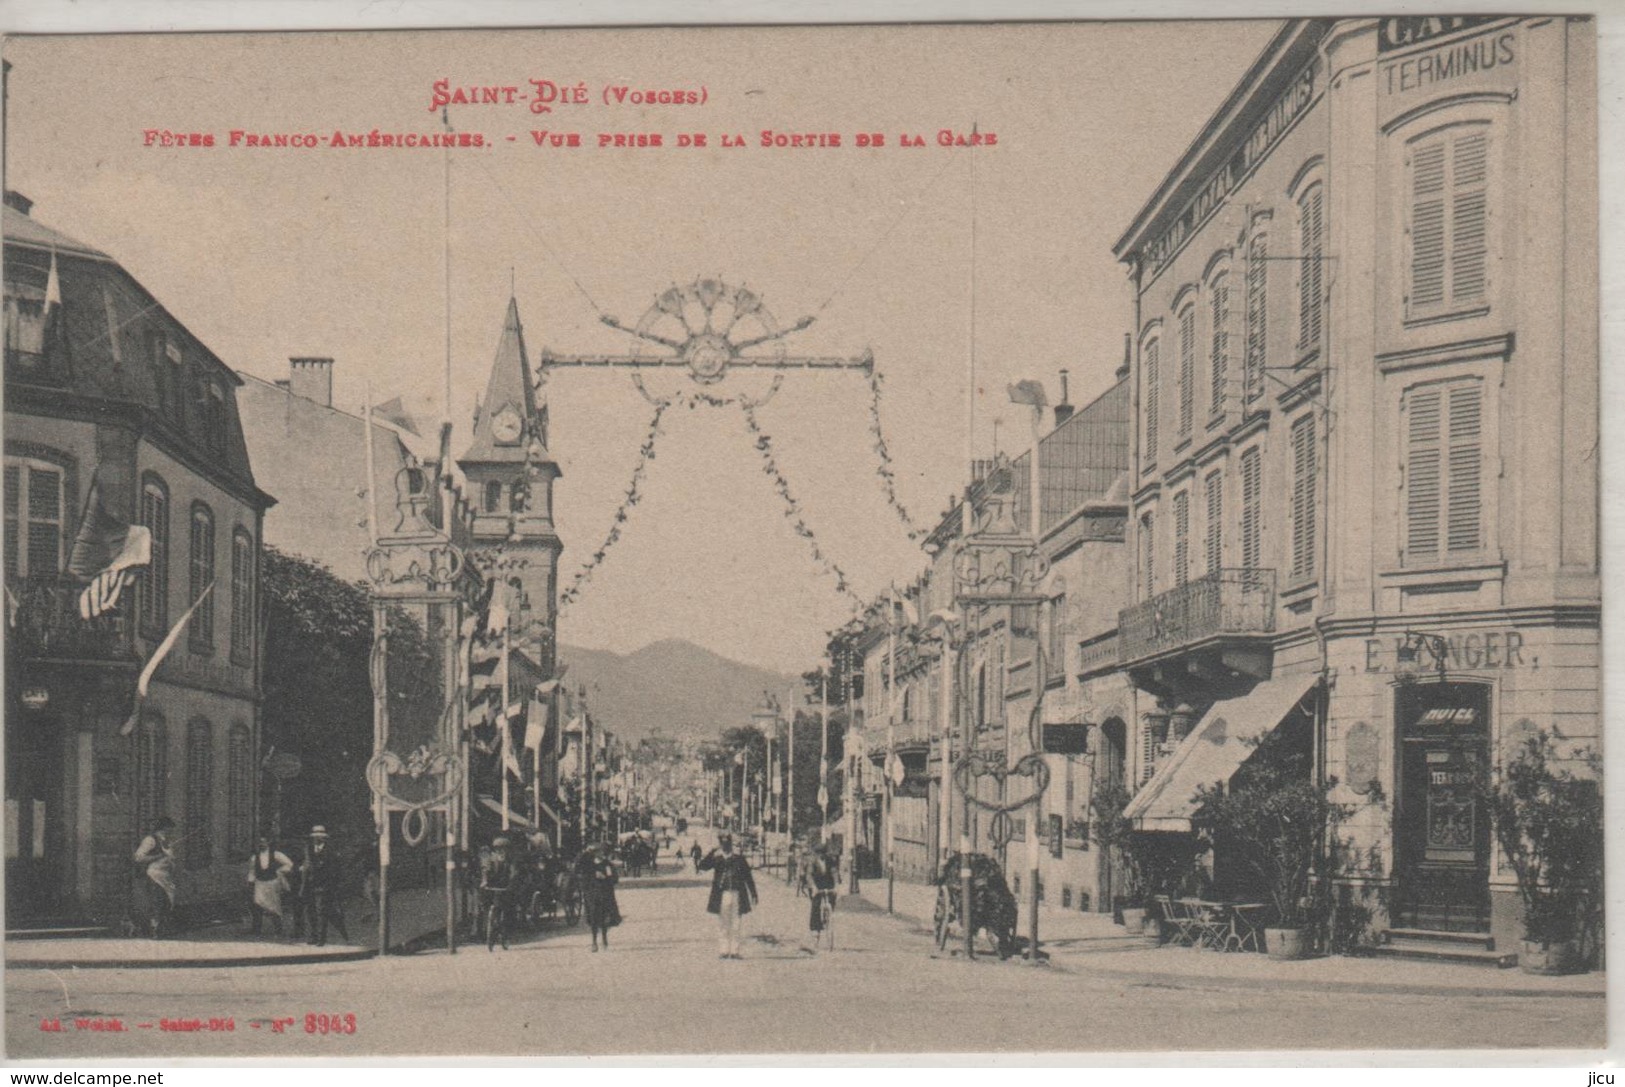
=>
[184,718,213,869]
[189,503,215,652]
[136,711,168,836]
[1297,182,1325,354]
[1406,123,1490,317]
[226,722,254,857]
[139,475,170,632]
[1142,336,1161,467]
[1244,234,1269,403]
[230,529,254,665]
[1176,302,1197,438]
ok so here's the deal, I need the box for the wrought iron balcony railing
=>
[1117,567,1276,665]
[10,575,137,662]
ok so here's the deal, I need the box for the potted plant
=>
[1191,731,1349,960]
[1479,729,1602,976]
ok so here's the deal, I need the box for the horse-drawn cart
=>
[932,852,1018,959]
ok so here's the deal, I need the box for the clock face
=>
[491,406,523,444]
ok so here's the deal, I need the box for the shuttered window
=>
[1409,129,1490,314]
[1204,470,1223,575]
[226,723,253,857]
[1177,306,1195,436]
[139,478,169,632]
[1290,414,1317,581]
[1140,511,1155,597]
[1143,339,1160,466]
[1210,273,1230,416]
[136,713,167,836]
[1173,491,1190,587]
[184,719,213,869]
[3,459,64,578]
[1405,381,1484,561]
[1240,447,1262,571]
[1244,236,1268,403]
[189,504,215,652]
[231,529,254,665]
[1297,184,1324,352]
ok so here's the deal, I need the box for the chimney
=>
[1053,368,1075,427]
[1117,333,1132,380]
[287,357,333,408]
[4,190,33,216]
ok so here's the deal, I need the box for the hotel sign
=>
[1378,16,1502,54]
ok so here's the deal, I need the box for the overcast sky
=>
[5,22,1275,675]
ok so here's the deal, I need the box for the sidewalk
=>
[6,886,450,970]
[852,878,1606,999]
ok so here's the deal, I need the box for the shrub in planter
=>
[1191,730,1350,959]
[1478,730,1602,975]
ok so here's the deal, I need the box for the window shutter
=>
[1205,470,1223,575]
[1446,384,1483,552]
[1141,512,1155,597]
[4,463,19,579]
[26,466,62,576]
[1210,274,1230,415]
[1144,341,1159,463]
[1178,307,1195,435]
[1291,414,1317,579]
[1141,719,1157,784]
[1298,186,1324,352]
[1245,237,1267,401]
[1405,387,1443,559]
[1410,142,1447,307]
[1240,447,1262,571]
[1451,132,1489,303]
[1173,491,1189,587]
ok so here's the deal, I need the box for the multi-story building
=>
[4,193,274,923]
[1112,16,1597,954]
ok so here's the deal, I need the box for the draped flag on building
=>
[121,582,213,736]
[892,587,918,628]
[68,468,151,619]
[524,700,548,753]
[501,701,525,780]
[43,248,66,364]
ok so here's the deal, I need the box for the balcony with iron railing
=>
[9,575,137,663]
[1118,567,1276,666]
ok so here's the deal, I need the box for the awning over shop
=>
[1124,675,1317,832]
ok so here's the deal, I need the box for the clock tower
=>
[458,296,562,669]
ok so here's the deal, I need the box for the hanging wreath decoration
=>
[866,365,928,542]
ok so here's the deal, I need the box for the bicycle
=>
[481,888,515,950]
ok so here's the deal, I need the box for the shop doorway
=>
[1393,682,1491,932]
[5,706,66,921]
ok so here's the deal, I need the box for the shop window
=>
[138,475,170,633]
[3,457,64,578]
[1404,380,1483,562]
[1407,126,1490,319]
[185,719,213,869]
[189,504,215,652]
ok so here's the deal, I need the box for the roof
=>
[460,296,554,467]
[3,203,112,261]
[1012,377,1132,535]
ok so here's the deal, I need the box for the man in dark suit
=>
[699,832,758,959]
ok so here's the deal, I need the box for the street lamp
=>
[1398,631,1450,680]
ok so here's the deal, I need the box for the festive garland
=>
[866,366,928,542]
[631,370,785,410]
[558,396,674,612]
[740,398,864,610]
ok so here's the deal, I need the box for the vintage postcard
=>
[0,11,1606,1061]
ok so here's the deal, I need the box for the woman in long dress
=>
[579,842,621,952]
[132,817,177,939]
[246,835,294,936]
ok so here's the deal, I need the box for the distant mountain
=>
[557,639,803,743]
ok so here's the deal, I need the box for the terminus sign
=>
[1363,630,1531,673]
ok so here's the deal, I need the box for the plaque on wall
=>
[1345,721,1380,795]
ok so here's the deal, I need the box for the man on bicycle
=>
[480,835,521,951]
[806,843,838,949]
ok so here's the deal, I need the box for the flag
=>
[535,679,560,697]
[1007,379,1048,409]
[4,584,18,629]
[121,583,213,735]
[486,601,509,639]
[500,714,523,781]
[524,701,547,753]
[466,690,498,729]
[68,468,153,619]
[733,750,745,766]
[43,248,66,362]
[371,396,421,437]
[893,588,919,627]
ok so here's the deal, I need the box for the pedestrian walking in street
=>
[806,844,838,951]
[246,835,294,937]
[132,817,177,939]
[579,841,621,952]
[481,835,522,951]
[690,842,703,873]
[699,832,757,960]
[300,826,350,946]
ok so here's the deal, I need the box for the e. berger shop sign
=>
[1364,630,1532,674]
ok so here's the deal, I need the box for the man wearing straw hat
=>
[301,825,350,947]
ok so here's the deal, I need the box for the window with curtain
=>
[139,477,170,632]
[189,504,215,652]
[1405,380,1484,562]
[1408,127,1490,316]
